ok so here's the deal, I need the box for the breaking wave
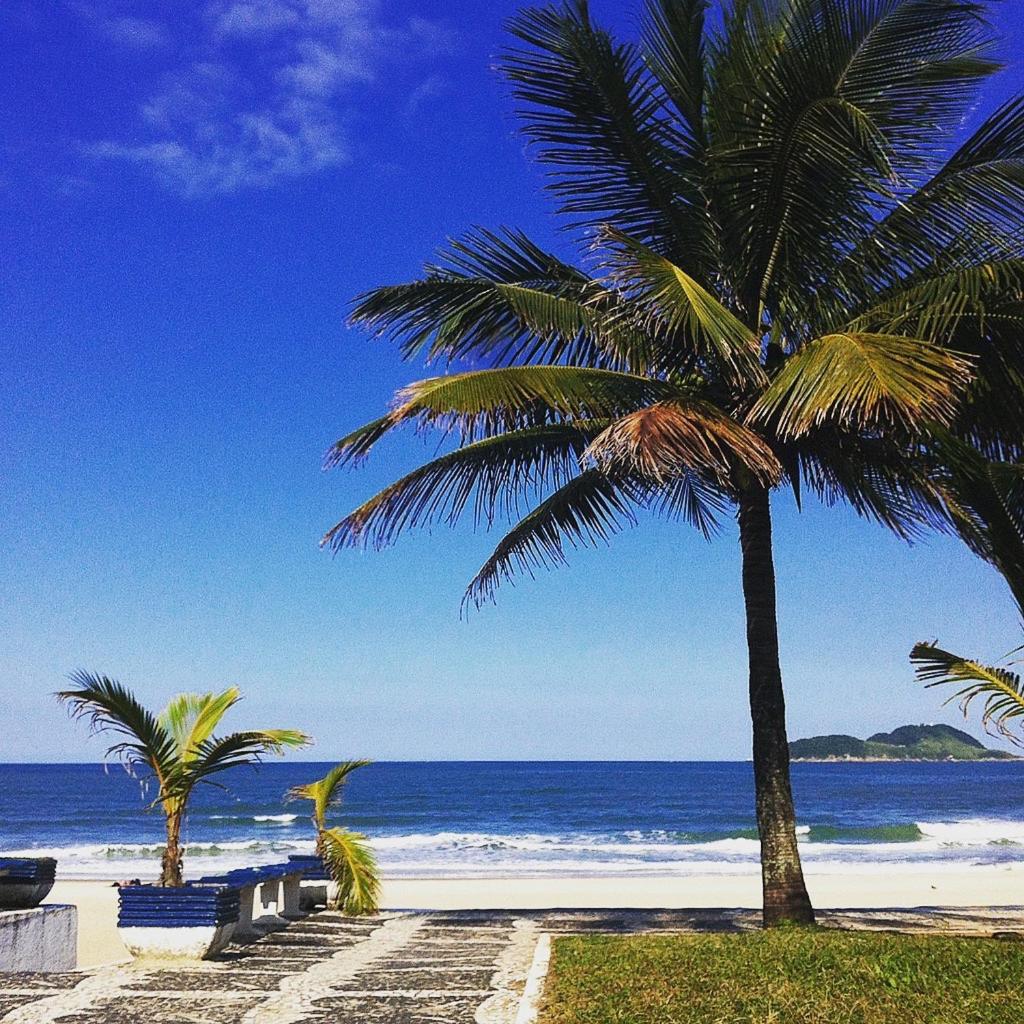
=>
[11,817,1024,880]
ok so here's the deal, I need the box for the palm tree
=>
[287,761,380,915]
[324,1,1024,925]
[57,672,311,886]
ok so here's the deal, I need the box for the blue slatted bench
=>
[117,883,240,959]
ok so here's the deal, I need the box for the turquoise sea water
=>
[2,761,1023,880]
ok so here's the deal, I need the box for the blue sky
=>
[2,0,1022,762]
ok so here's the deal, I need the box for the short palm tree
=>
[325,1,1024,925]
[287,761,380,915]
[58,672,311,886]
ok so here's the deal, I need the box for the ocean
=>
[2,761,1023,881]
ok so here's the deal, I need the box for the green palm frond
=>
[322,424,602,552]
[585,400,781,485]
[286,760,372,832]
[709,0,998,317]
[465,469,646,605]
[848,261,1024,343]
[911,641,1024,747]
[641,0,708,137]
[389,366,681,439]
[795,431,947,542]
[324,415,397,470]
[834,0,1000,158]
[321,827,381,916]
[350,228,616,369]
[325,367,674,470]
[501,0,706,263]
[925,429,1024,617]
[851,95,1024,291]
[600,227,765,383]
[56,672,177,784]
[158,688,243,761]
[493,281,657,373]
[751,333,975,438]
[188,729,311,788]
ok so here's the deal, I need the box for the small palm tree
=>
[57,672,311,886]
[287,761,380,915]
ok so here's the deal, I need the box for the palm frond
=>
[189,729,311,786]
[388,365,682,440]
[350,228,618,369]
[322,424,601,552]
[849,96,1024,292]
[585,399,781,485]
[465,469,645,606]
[708,0,999,317]
[641,0,708,138]
[325,366,672,469]
[751,332,974,438]
[795,431,947,541]
[324,416,396,471]
[835,0,1000,162]
[655,469,729,539]
[285,760,372,832]
[56,672,177,782]
[848,261,1024,343]
[601,227,764,383]
[321,827,381,915]
[925,428,1024,617]
[493,281,657,373]
[911,641,1024,748]
[158,688,243,761]
[501,0,707,264]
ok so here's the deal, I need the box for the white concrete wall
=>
[0,905,77,973]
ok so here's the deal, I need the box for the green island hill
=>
[789,724,1018,762]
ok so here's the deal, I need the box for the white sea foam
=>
[207,813,300,825]
[915,818,1024,845]
[15,818,1024,880]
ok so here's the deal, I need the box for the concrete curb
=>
[514,933,551,1024]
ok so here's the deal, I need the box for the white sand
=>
[49,867,1024,969]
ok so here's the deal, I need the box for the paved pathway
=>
[3,907,1023,1024]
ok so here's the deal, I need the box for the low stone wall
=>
[0,905,77,972]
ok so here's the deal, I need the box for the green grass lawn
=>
[540,930,1024,1024]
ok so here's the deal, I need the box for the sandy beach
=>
[50,867,1024,969]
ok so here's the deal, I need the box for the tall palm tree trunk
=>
[161,811,184,887]
[737,485,815,926]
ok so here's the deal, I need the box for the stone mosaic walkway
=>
[3,907,1023,1024]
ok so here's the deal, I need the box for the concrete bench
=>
[193,864,305,942]
[286,854,334,909]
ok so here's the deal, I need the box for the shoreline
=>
[50,866,1024,969]
[792,757,1020,763]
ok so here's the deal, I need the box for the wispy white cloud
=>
[84,1,455,196]
[403,73,450,121]
[104,15,168,49]
[71,4,169,50]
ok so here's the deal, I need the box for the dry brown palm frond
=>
[585,400,782,485]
